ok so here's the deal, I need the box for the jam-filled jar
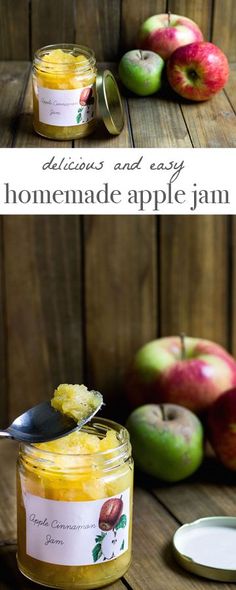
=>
[32,44,124,140]
[17,418,133,589]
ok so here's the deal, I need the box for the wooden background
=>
[0,0,236,61]
[0,215,234,427]
[0,1,235,426]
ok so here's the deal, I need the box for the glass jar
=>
[17,419,133,589]
[32,44,97,140]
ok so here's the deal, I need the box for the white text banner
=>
[0,148,234,215]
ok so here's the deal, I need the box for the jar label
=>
[38,85,95,127]
[23,488,130,566]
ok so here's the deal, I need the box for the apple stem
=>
[168,11,171,26]
[180,333,186,360]
[139,50,144,60]
[160,404,167,421]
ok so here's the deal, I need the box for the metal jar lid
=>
[96,69,124,135]
[173,516,236,582]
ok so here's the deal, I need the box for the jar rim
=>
[19,418,131,463]
[33,43,96,73]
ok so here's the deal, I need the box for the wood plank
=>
[84,217,157,420]
[159,216,229,347]
[154,457,236,524]
[0,440,18,543]
[180,89,236,148]
[14,75,73,148]
[0,0,29,60]
[213,0,236,61]
[8,62,236,148]
[31,0,75,56]
[125,487,232,590]
[224,63,236,113]
[0,546,126,590]
[0,219,7,428]
[128,95,192,147]
[121,0,167,51]
[4,217,84,421]
[75,0,121,62]
[168,0,213,40]
[0,62,29,148]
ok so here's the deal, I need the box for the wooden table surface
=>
[1,439,236,590]
[1,62,236,148]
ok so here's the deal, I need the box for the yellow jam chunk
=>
[51,383,102,425]
[42,48,90,69]
[37,428,119,455]
[37,49,95,89]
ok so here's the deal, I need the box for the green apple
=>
[126,403,204,482]
[118,49,164,96]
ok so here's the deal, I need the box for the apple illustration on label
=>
[126,404,203,482]
[167,42,229,101]
[138,13,204,61]
[207,389,236,470]
[101,528,125,560]
[80,87,94,106]
[118,50,165,96]
[99,498,123,532]
[125,335,236,414]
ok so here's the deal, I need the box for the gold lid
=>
[173,516,236,582]
[96,70,124,135]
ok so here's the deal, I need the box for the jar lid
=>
[173,516,236,582]
[96,70,124,135]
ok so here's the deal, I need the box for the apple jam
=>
[32,44,97,140]
[51,383,102,423]
[17,419,133,589]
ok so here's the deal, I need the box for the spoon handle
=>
[0,431,12,439]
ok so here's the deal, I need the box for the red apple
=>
[125,336,236,414]
[167,42,229,101]
[207,389,236,470]
[138,13,203,61]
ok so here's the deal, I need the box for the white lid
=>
[173,516,236,582]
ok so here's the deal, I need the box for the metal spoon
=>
[0,393,103,443]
